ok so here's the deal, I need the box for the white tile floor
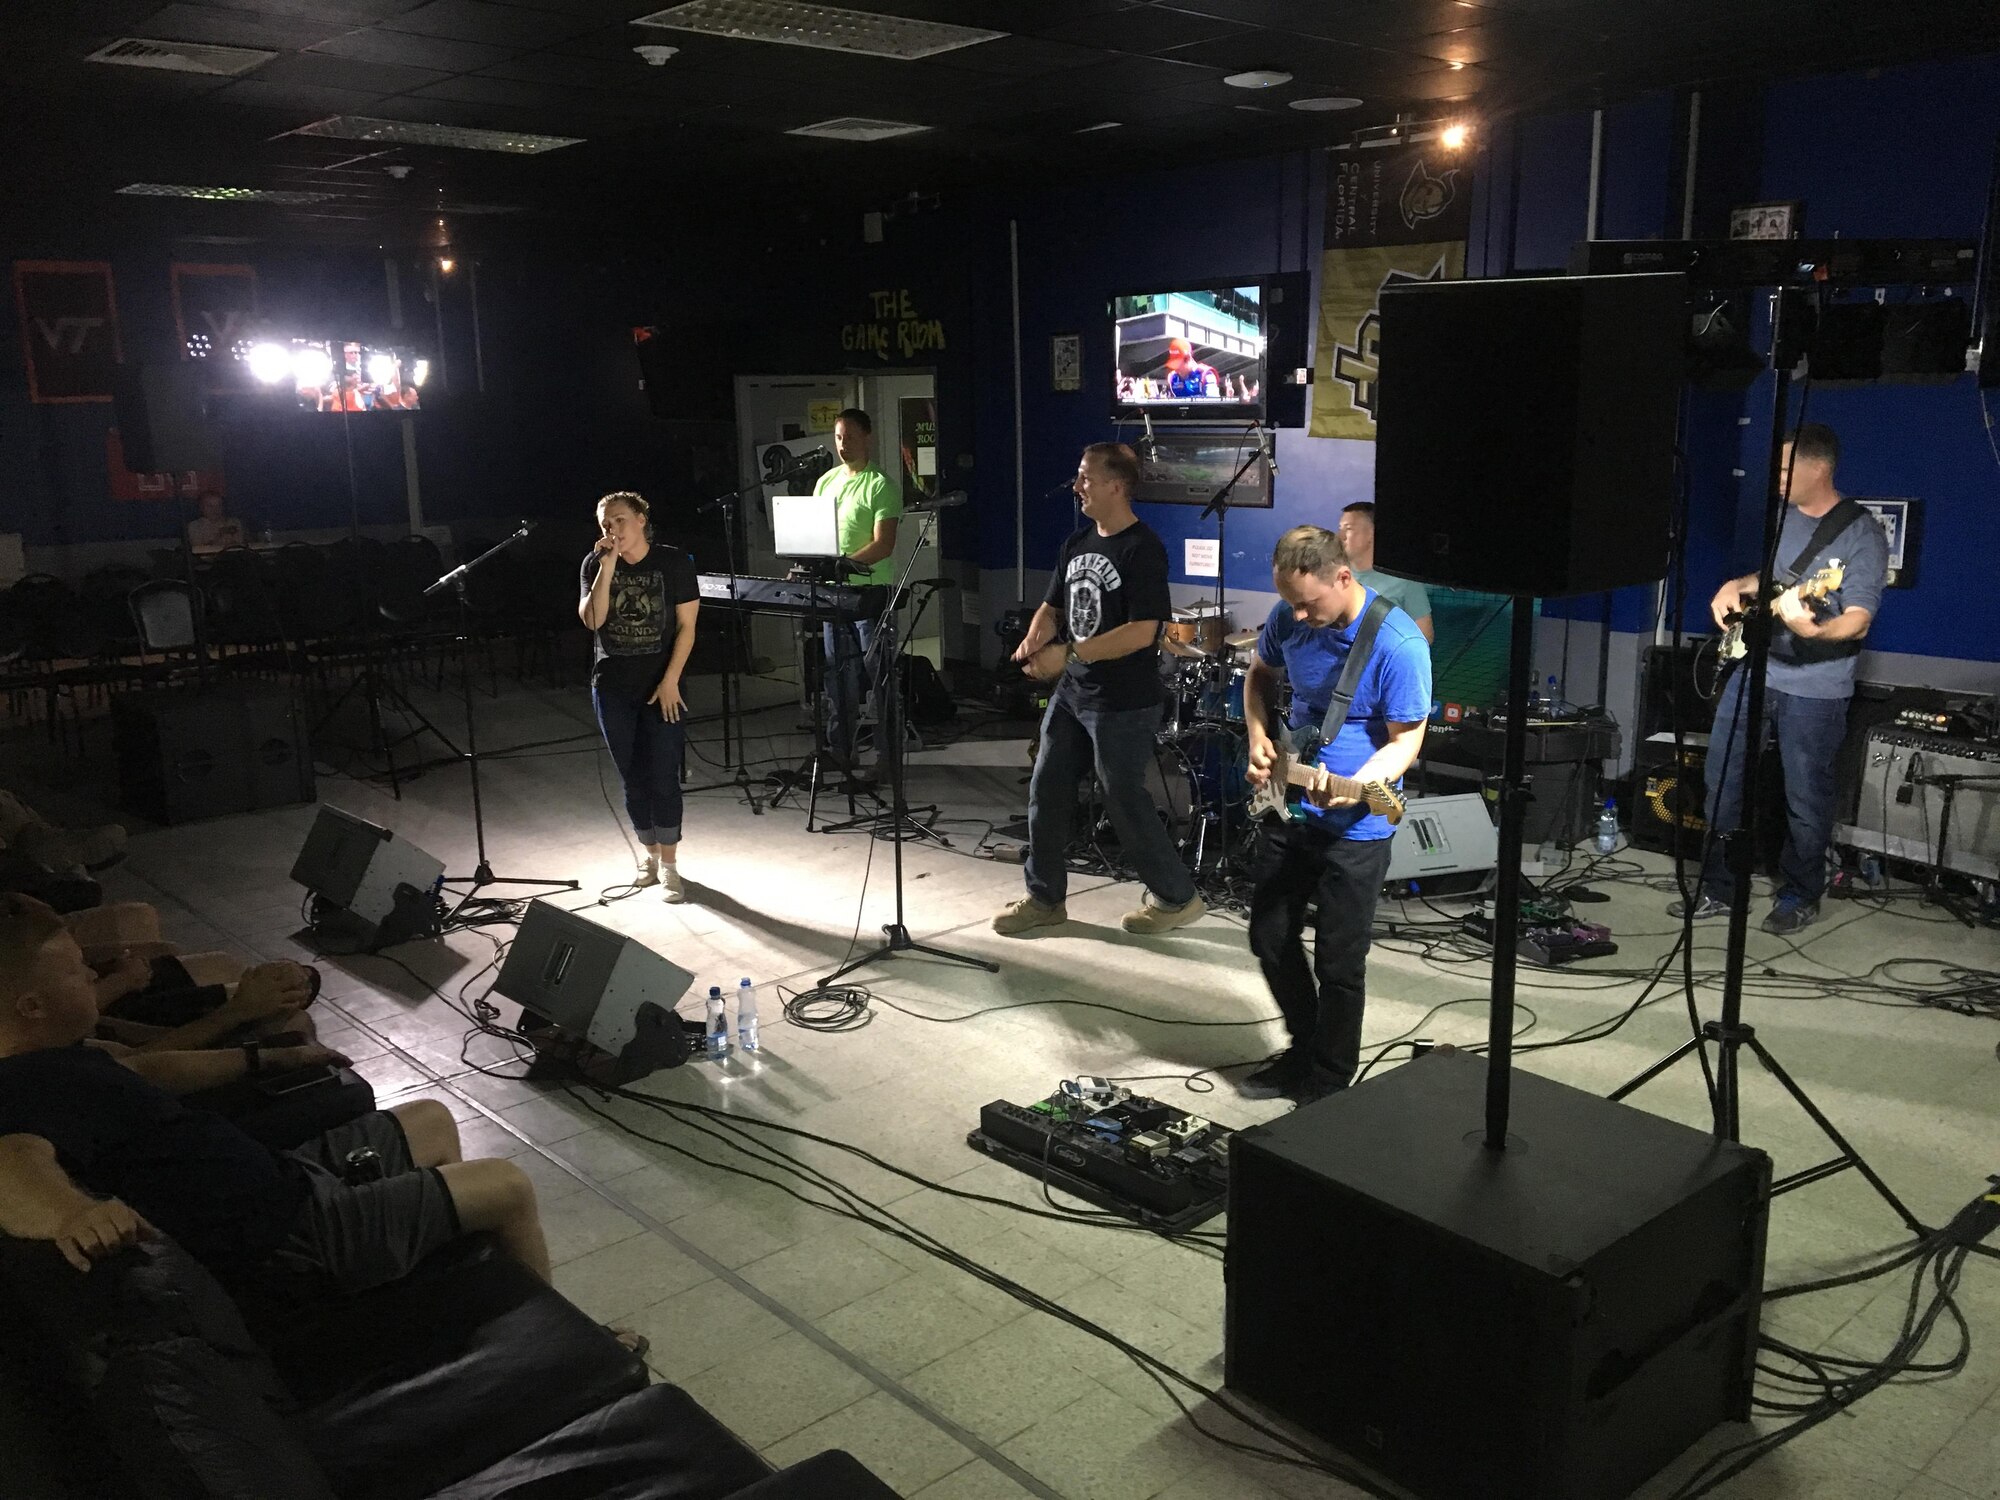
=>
[45,673,2000,1500]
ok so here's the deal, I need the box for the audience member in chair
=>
[0,896,565,1312]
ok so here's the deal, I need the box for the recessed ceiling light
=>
[1447,60,1467,71]
[290,117,584,154]
[786,117,931,141]
[1223,69,1292,89]
[117,182,337,204]
[1289,96,1363,112]
[634,0,1004,61]
[1075,121,1123,133]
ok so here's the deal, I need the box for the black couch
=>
[0,1231,900,1500]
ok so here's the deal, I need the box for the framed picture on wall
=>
[1051,332,1082,392]
[1729,201,1803,241]
[1853,496,1919,588]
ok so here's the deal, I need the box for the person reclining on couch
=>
[0,894,576,1319]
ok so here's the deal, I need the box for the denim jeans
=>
[593,676,685,847]
[822,617,877,762]
[1247,820,1395,1088]
[1700,670,1848,905]
[1025,691,1196,909]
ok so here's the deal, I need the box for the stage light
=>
[1440,123,1470,150]
[246,341,291,384]
[437,256,456,273]
[292,345,334,387]
[411,360,430,387]
[366,352,398,386]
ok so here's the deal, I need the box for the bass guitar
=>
[1719,561,1845,661]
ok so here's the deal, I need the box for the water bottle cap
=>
[738,977,751,985]
[1605,797,1616,810]
[708,985,721,996]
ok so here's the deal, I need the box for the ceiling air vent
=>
[634,1,1002,62]
[290,117,583,154]
[87,37,276,76]
[787,117,931,142]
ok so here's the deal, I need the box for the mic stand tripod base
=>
[823,922,998,989]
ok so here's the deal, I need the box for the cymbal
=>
[1163,638,1210,659]
[1224,628,1258,648]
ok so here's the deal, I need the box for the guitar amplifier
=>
[1838,728,2000,881]
[1631,732,1710,858]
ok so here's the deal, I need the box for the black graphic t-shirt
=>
[580,545,700,698]
[1042,519,1172,712]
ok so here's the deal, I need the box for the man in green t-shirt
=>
[1337,502,1434,644]
[812,408,902,763]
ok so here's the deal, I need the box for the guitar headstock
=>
[1362,780,1405,825]
[1800,559,1845,600]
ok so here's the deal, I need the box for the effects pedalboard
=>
[1461,903,1618,966]
[967,1079,1232,1234]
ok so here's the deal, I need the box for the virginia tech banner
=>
[13,260,122,403]
[1309,144,1472,439]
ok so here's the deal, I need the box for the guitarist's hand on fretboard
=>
[1302,768,1360,811]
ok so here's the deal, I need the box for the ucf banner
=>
[1309,144,1472,439]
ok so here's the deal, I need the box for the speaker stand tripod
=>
[418,528,579,923]
[1610,293,1926,1242]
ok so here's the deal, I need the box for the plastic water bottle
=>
[736,977,760,1053]
[704,986,731,1060]
[1595,799,1619,856]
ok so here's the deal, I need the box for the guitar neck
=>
[1284,761,1369,802]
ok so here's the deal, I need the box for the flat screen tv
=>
[286,340,427,412]
[1112,283,1266,421]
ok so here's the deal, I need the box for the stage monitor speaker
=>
[1384,793,1497,884]
[495,900,699,1083]
[1631,732,1710,857]
[291,806,445,950]
[113,362,216,473]
[1225,1050,1768,1500]
[112,685,314,826]
[1374,273,1686,595]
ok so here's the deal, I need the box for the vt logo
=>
[1331,255,1450,422]
[35,316,105,354]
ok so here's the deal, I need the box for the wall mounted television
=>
[283,340,427,412]
[1111,282,1266,423]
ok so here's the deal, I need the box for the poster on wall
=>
[170,263,258,363]
[1854,496,1919,587]
[1133,431,1271,508]
[106,429,224,502]
[1309,142,1470,440]
[13,260,122,403]
[898,395,939,499]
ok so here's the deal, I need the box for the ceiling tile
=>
[922,34,1106,77]
[407,72,596,108]
[311,27,519,69]
[382,0,597,48]
[1039,6,1254,55]
[195,0,434,22]
[253,51,451,93]
[209,77,391,113]
[136,3,348,49]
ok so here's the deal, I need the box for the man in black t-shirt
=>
[0,895,558,1303]
[993,443,1203,937]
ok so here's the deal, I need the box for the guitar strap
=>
[1783,498,1864,583]
[1289,593,1396,758]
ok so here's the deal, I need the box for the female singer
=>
[577,492,700,900]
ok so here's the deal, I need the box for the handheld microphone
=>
[1140,410,1158,460]
[1256,425,1276,477]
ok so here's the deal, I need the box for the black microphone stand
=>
[419,526,580,923]
[822,503,998,987]
[1190,428,1268,883]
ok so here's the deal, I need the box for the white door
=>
[733,374,852,665]
[858,371,941,665]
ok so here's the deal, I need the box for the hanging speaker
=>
[1373,273,1686,596]
[113,362,216,473]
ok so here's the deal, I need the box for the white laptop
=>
[771,493,839,559]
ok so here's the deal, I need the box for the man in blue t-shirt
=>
[1241,525,1432,1104]
[1675,423,1888,936]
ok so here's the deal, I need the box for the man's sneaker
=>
[633,854,660,888]
[1121,893,1206,935]
[992,896,1066,935]
[1668,893,1730,920]
[1762,894,1819,936]
[1240,1051,1311,1100]
[660,864,686,904]
[1292,1076,1350,1109]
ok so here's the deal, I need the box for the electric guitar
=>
[1247,736,1406,825]
[1719,561,1845,661]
